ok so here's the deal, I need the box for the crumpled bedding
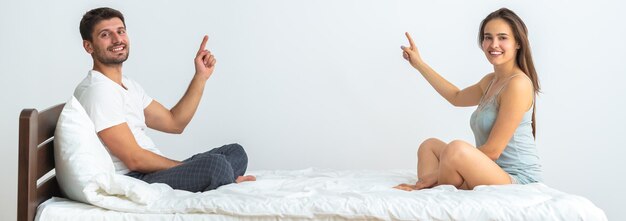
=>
[60,168,607,220]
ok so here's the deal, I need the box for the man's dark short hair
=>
[79,7,125,41]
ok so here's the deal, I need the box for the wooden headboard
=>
[18,103,65,221]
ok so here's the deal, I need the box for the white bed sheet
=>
[35,168,607,221]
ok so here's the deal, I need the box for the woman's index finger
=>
[405,32,415,49]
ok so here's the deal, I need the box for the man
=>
[74,7,255,192]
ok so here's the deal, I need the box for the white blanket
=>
[80,168,606,220]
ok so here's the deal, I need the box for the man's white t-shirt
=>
[74,70,163,174]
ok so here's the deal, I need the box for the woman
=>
[395,8,541,191]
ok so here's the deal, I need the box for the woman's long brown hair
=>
[479,8,540,138]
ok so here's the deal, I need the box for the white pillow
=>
[54,96,115,203]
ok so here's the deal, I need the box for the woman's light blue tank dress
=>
[469,75,542,184]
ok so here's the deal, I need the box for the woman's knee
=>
[418,138,444,155]
[441,140,473,162]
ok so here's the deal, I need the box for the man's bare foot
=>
[236,175,256,183]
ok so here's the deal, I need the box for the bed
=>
[18,103,608,221]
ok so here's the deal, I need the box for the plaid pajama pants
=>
[126,143,248,192]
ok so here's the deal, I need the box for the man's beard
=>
[93,44,129,65]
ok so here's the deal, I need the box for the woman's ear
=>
[83,40,93,54]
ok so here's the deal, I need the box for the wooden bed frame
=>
[18,103,65,221]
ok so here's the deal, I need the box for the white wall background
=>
[1,0,624,220]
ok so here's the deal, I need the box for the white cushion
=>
[54,96,115,203]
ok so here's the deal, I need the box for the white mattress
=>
[35,168,607,221]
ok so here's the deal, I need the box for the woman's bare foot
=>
[393,183,416,191]
[236,175,256,183]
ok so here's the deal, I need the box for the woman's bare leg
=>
[417,138,447,180]
[395,138,446,191]
[438,140,511,189]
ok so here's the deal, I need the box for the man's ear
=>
[83,40,93,54]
